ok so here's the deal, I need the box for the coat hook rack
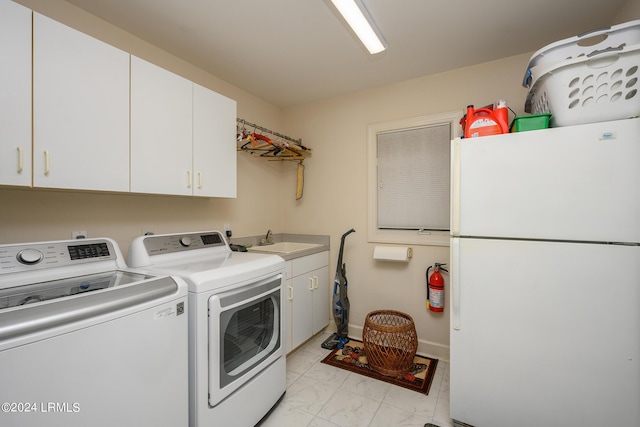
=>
[236,118,310,200]
[236,118,311,161]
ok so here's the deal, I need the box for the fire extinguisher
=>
[426,263,448,312]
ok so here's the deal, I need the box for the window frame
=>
[367,110,463,246]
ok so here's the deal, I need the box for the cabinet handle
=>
[187,170,192,188]
[313,276,319,289]
[308,277,314,291]
[44,150,50,176]
[17,147,23,173]
[197,171,202,189]
[288,286,293,301]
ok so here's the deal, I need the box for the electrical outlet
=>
[142,226,155,236]
[223,224,231,233]
[72,230,87,239]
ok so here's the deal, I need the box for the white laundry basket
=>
[522,19,640,89]
[525,44,639,127]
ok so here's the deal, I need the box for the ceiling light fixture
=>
[331,0,387,54]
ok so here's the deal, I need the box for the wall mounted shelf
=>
[237,118,311,161]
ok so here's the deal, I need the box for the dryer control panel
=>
[141,231,227,256]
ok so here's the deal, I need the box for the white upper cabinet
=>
[130,56,194,196]
[0,0,32,187]
[193,84,237,197]
[132,57,237,198]
[1,6,236,197]
[33,13,130,192]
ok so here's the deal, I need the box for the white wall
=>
[3,0,637,361]
[281,54,532,359]
[278,0,639,360]
[615,0,640,23]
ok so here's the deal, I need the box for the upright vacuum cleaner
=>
[322,228,355,350]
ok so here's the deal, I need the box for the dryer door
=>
[207,274,283,406]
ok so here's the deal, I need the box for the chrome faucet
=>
[261,229,274,245]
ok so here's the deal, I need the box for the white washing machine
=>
[128,230,286,427]
[0,237,188,427]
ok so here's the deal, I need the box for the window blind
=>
[376,123,450,230]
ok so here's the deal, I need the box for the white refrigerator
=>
[449,118,640,427]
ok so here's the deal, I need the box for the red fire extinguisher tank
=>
[426,263,448,312]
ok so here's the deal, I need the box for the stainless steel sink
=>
[247,242,321,254]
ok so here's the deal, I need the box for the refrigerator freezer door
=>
[450,237,639,427]
[451,118,640,244]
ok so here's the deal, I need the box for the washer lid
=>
[0,274,182,342]
[0,270,152,310]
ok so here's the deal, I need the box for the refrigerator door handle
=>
[450,138,461,236]
[451,237,461,330]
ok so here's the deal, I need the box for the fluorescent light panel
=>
[331,0,386,54]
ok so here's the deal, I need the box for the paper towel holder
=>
[373,245,413,262]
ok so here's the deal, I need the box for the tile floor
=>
[260,331,453,427]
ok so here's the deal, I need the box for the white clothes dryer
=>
[128,230,286,427]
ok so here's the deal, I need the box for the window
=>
[367,111,462,246]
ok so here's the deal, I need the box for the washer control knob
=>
[17,249,44,265]
[179,236,192,247]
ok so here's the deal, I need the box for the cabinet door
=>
[131,56,193,195]
[291,274,314,350]
[193,84,237,197]
[311,266,330,335]
[0,0,31,187]
[284,278,293,353]
[33,13,129,191]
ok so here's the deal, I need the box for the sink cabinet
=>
[285,251,330,353]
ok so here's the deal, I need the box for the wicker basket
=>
[362,310,418,377]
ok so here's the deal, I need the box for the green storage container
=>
[511,113,551,132]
